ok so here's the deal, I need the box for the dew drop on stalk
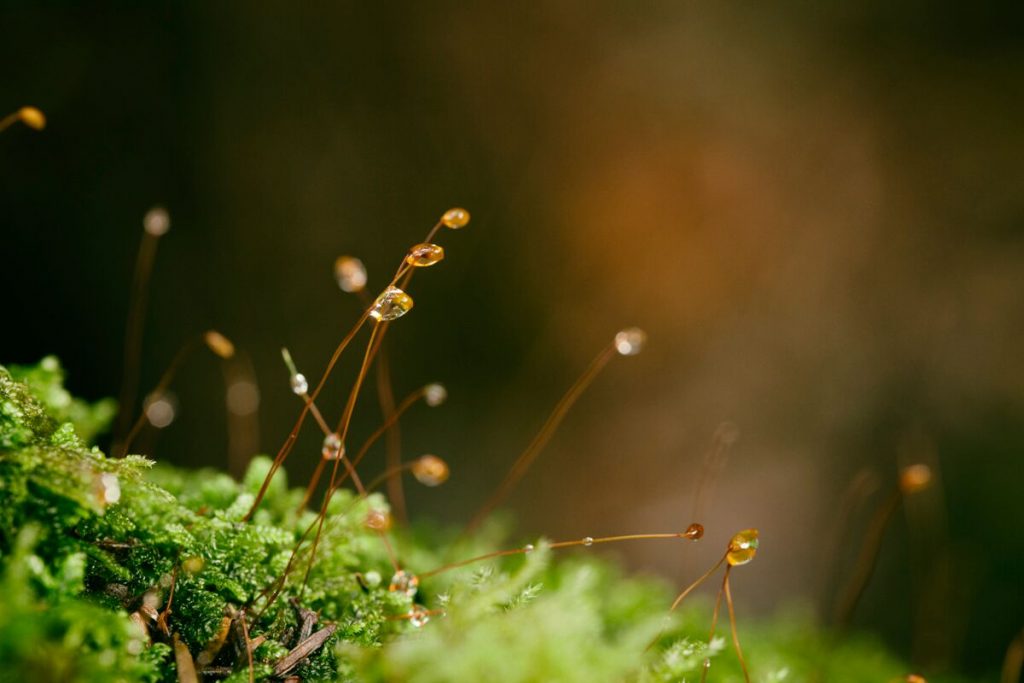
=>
[321,433,344,460]
[582,536,594,546]
[684,523,704,540]
[405,243,445,268]
[424,383,447,407]
[365,508,393,532]
[523,544,535,553]
[441,207,470,229]
[408,607,430,628]
[289,373,308,396]
[334,255,367,293]
[614,327,647,356]
[143,206,170,236]
[203,330,235,359]
[412,454,450,486]
[369,286,414,321]
[389,570,419,598]
[726,528,759,566]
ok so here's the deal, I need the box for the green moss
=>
[0,361,974,682]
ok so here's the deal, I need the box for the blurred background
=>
[2,2,1022,677]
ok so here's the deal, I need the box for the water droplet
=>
[614,327,646,356]
[143,207,170,236]
[18,106,46,130]
[412,455,450,487]
[144,392,177,429]
[424,383,447,407]
[334,255,367,293]
[726,528,759,566]
[364,508,393,532]
[405,243,445,267]
[684,523,704,540]
[582,536,594,546]
[408,607,430,628]
[369,286,414,321]
[289,373,309,396]
[203,330,235,359]
[389,570,419,598]
[899,464,932,495]
[99,473,121,505]
[441,207,470,229]
[321,433,344,460]
[523,544,535,553]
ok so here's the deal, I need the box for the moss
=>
[0,361,975,682]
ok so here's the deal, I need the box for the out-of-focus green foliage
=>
[0,360,970,682]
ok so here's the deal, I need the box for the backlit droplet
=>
[369,286,414,321]
[412,455,450,487]
[389,570,419,598]
[289,373,309,396]
[18,106,46,130]
[523,544,535,553]
[899,464,932,495]
[143,207,170,236]
[321,433,344,460]
[365,508,393,532]
[405,243,445,267]
[144,392,177,429]
[684,523,704,540]
[441,207,470,229]
[100,473,121,505]
[726,528,759,566]
[614,327,647,356]
[203,330,235,359]
[334,255,367,293]
[424,383,447,407]
[408,607,430,628]
[582,537,594,547]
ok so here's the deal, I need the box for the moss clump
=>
[0,360,968,682]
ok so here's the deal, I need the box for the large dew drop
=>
[726,528,759,566]
[441,207,470,229]
[405,243,445,267]
[369,286,414,321]
[614,327,647,356]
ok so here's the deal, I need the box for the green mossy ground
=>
[0,359,971,682]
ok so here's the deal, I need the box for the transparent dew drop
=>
[408,607,430,628]
[365,508,393,532]
[424,383,447,407]
[388,570,419,598]
[334,255,367,293]
[523,544,535,553]
[143,206,170,236]
[684,523,704,540]
[321,433,344,460]
[18,106,46,130]
[412,455,450,487]
[144,392,177,429]
[726,528,760,566]
[899,464,932,495]
[405,243,445,268]
[582,537,594,547]
[369,286,414,322]
[203,330,235,359]
[441,207,470,229]
[289,373,309,396]
[614,327,647,356]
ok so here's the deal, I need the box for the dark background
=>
[2,3,1022,677]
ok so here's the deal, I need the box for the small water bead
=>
[405,243,445,268]
[523,544,535,553]
[143,207,171,236]
[614,327,647,356]
[334,255,367,293]
[412,455,450,487]
[369,286,414,321]
[203,330,235,359]
[424,383,447,407]
[289,373,309,396]
[899,464,932,495]
[389,570,419,598]
[364,508,393,532]
[684,523,704,540]
[726,528,759,566]
[582,537,594,547]
[18,106,46,130]
[441,207,470,229]
[321,433,344,460]
[408,607,430,628]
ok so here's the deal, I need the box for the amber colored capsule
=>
[203,330,235,359]
[684,523,704,540]
[334,255,367,293]
[18,106,46,130]
[405,243,445,268]
[412,454,450,487]
[143,206,171,236]
[726,528,759,566]
[364,508,393,532]
[441,207,470,229]
[369,286,414,321]
[322,433,344,460]
[899,464,932,495]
